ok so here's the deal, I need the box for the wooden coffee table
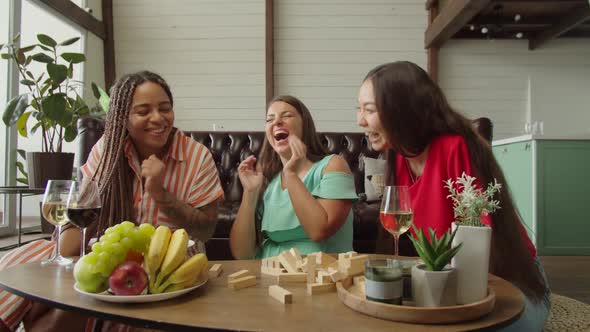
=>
[0,258,524,331]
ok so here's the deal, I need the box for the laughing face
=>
[265,101,303,156]
[127,82,174,159]
[357,79,391,152]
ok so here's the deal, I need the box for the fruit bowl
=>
[74,276,207,303]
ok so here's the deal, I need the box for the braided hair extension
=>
[91,71,173,237]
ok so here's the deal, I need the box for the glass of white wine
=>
[41,180,73,266]
[380,185,413,258]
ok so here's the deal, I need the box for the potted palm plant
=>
[1,33,106,188]
[409,226,462,307]
[445,172,502,304]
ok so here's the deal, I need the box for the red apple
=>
[109,261,148,296]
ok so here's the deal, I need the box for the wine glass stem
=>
[55,224,62,258]
[80,227,87,257]
[394,234,400,258]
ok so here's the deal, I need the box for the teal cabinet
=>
[493,139,590,255]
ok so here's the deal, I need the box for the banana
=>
[145,225,171,293]
[156,253,208,293]
[154,228,189,288]
[163,274,200,293]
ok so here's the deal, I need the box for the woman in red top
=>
[357,61,549,331]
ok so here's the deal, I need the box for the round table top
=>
[0,257,525,331]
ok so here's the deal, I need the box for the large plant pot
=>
[451,223,492,304]
[26,152,74,189]
[411,264,457,307]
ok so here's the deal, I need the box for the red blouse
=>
[395,135,536,258]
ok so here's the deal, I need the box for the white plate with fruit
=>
[74,223,209,303]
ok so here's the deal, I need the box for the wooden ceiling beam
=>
[425,0,492,48]
[38,0,106,40]
[529,5,590,50]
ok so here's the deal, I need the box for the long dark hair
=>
[365,61,546,301]
[254,95,328,242]
[92,71,173,236]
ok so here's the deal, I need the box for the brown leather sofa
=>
[76,117,493,260]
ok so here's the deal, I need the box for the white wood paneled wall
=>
[274,0,427,132]
[439,39,590,140]
[113,0,266,131]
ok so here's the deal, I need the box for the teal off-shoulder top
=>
[256,155,358,258]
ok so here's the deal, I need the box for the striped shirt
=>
[81,128,224,255]
[0,240,55,331]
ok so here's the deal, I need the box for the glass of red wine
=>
[380,185,413,258]
[66,179,101,257]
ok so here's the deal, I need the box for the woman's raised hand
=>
[283,135,307,174]
[238,155,263,193]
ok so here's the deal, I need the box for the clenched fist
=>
[141,154,166,201]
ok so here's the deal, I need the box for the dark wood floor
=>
[540,256,590,304]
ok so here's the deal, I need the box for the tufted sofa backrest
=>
[189,132,380,201]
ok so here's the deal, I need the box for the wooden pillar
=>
[102,0,116,89]
[427,3,439,83]
[265,0,274,104]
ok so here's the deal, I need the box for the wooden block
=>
[327,267,345,282]
[341,264,364,277]
[298,257,308,272]
[306,254,316,284]
[277,272,307,284]
[208,264,222,278]
[227,269,250,283]
[289,248,303,265]
[228,275,257,290]
[278,252,298,273]
[315,252,337,268]
[316,270,332,284]
[353,275,365,285]
[268,285,293,304]
[307,282,336,295]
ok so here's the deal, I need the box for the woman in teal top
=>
[229,95,358,259]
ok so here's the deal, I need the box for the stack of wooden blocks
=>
[261,248,369,302]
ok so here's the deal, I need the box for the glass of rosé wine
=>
[380,185,413,258]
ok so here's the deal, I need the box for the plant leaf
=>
[64,125,77,142]
[61,52,85,64]
[37,34,57,48]
[20,79,35,86]
[31,53,54,64]
[16,161,27,176]
[38,44,52,52]
[19,44,36,53]
[16,50,26,64]
[67,62,73,78]
[42,94,72,126]
[3,94,28,126]
[16,111,31,137]
[12,33,20,43]
[91,82,100,99]
[433,244,462,271]
[97,85,110,113]
[1,53,11,60]
[59,37,80,46]
[17,178,28,185]
[434,231,449,256]
[17,149,26,160]
[47,63,68,86]
[30,121,42,134]
[25,55,32,66]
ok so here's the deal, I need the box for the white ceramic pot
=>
[451,223,492,304]
[411,264,457,307]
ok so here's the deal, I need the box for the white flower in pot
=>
[445,172,502,304]
[409,226,462,307]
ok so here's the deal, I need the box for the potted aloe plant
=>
[409,226,462,307]
[445,172,502,304]
[1,33,106,188]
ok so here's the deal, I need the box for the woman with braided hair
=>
[61,70,224,257]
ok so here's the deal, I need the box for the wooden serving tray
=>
[336,281,496,324]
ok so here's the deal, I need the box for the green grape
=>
[138,223,155,237]
[99,235,107,243]
[120,236,134,249]
[120,221,135,231]
[102,232,121,245]
[101,242,113,253]
[110,242,125,258]
[83,252,99,266]
[91,242,103,254]
[104,227,116,235]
